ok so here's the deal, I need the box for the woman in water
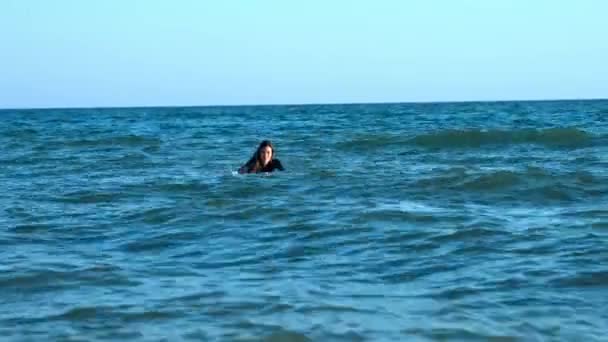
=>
[238,140,284,174]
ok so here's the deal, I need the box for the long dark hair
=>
[244,140,274,173]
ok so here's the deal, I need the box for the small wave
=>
[536,185,575,201]
[0,270,68,289]
[397,200,444,213]
[108,152,150,163]
[380,263,454,283]
[551,271,608,288]
[118,230,201,253]
[296,303,376,315]
[404,327,518,341]
[309,169,338,179]
[56,134,162,149]
[4,128,39,139]
[430,226,508,244]
[336,133,408,151]
[357,209,439,223]
[336,127,597,152]
[410,127,594,149]
[413,167,604,200]
[55,190,121,204]
[157,181,211,193]
[593,222,608,230]
[164,290,227,304]
[415,167,522,191]
[0,266,138,291]
[461,170,520,190]
[45,306,179,323]
[11,223,55,234]
[430,286,480,300]
[262,330,313,342]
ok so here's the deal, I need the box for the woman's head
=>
[255,140,274,167]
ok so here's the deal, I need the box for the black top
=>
[260,159,284,173]
[239,159,284,174]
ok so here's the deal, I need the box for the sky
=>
[1,0,607,109]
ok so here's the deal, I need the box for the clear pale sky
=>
[1,0,606,109]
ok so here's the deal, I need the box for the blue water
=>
[1,100,608,341]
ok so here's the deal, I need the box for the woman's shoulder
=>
[238,158,256,174]
[271,159,284,170]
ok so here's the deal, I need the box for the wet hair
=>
[244,140,274,173]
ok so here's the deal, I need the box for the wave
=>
[413,166,606,199]
[55,190,121,204]
[40,306,179,323]
[51,134,162,149]
[338,127,599,151]
[336,133,409,151]
[551,271,608,288]
[411,127,595,148]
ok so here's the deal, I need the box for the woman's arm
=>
[238,165,249,174]
[238,158,255,174]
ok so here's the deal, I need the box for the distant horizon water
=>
[2,96,607,111]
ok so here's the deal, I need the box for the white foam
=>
[375,200,444,213]
[399,200,443,213]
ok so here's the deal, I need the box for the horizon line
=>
[1,96,606,111]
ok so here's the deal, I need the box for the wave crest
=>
[410,127,594,148]
[337,127,597,151]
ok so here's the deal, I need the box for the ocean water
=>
[1,100,607,341]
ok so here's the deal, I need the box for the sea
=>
[1,100,607,341]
